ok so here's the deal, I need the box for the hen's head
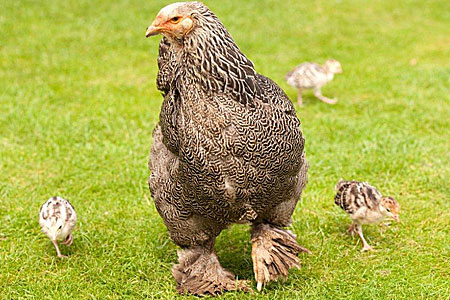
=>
[146,2,258,107]
[145,2,206,41]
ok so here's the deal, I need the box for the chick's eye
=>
[58,225,62,230]
[386,208,391,212]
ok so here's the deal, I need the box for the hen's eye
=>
[171,16,181,23]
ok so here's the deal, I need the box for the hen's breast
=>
[160,78,305,223]
[156,37,177,94]
[154,35,306,223]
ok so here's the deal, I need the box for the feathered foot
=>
[172,247,249,296]
[61,233,73,246]
[251,224,311,291]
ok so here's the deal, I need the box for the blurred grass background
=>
[0,0,449,299]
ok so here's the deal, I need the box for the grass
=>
[0,0,449,299]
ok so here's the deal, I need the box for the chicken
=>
[334,180,400,252]
[145,2,309,295]
[39,196,77,258]
[285,59,342,105]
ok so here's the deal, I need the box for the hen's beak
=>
[146,18,165,37]
[145,25,162,37]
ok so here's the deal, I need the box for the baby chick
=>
[285,59,342,105]
[39,196,77,258]
[334,180,400,252]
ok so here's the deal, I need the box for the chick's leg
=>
[297,88,303,106]
[347,223,356,235]
[61,233,73,246]
[313,87,337,104]
[355,224,373,252]
[52,240,66,258]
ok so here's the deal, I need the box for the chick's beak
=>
[393,215,400,222]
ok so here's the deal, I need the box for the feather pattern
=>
[39,196,76,242]
[335,180,382,214]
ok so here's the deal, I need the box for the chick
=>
[285,59,342,105]
[334,180,400,252]
[39,196,77,258]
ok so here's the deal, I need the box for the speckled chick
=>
[286,59,342,105]
[39,196,77,258]
[335,180,400,252]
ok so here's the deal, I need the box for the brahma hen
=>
[146,2,309,295]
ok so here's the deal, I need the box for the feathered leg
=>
[251,155,310,291]
[173,244,249,295]
[251,224,311,291]
[169,225,249,295]
[149,125,248,295]
[313,87,337,104]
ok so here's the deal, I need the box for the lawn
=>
[0,0,449,299]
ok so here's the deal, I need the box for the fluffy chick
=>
[39,196,77,258]
[286,59,342,105]
[334,180,400,251]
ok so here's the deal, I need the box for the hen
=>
[146,2,309,295]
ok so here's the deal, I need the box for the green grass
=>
[1,0,449,299]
